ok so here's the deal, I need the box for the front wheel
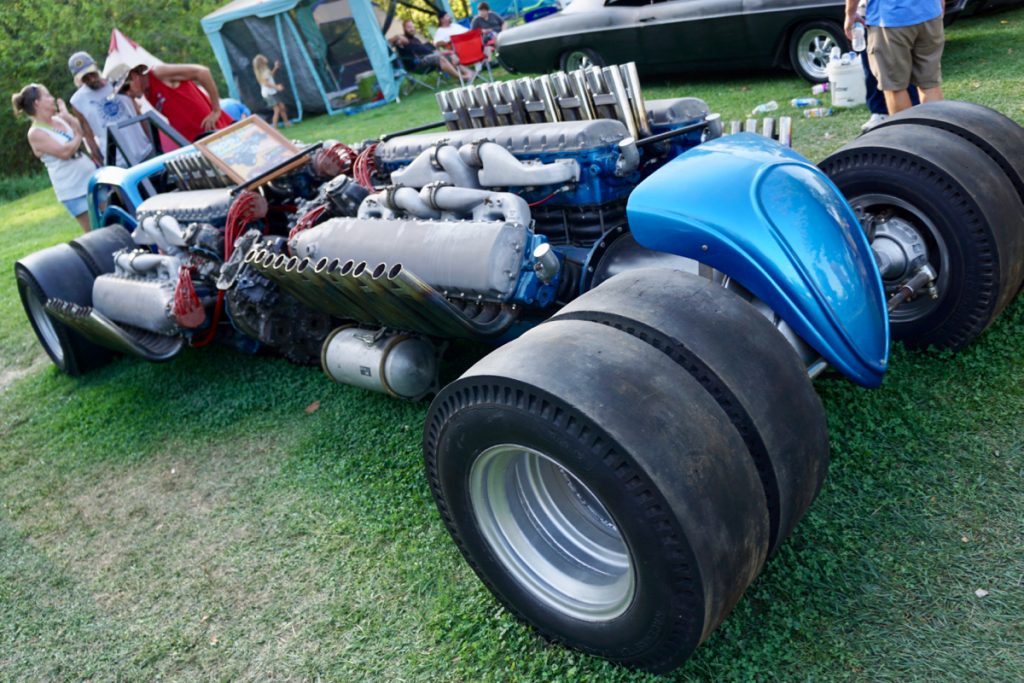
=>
[15,243,115,375]
[821,123,1024,350]
[788,20,847,82]
[559,48,604,72]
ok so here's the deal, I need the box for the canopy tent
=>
[201,0,416,121]
[466,0,560,22]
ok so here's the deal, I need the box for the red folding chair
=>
[450,29,493,85]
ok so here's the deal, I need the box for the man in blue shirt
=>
[845,0,945,115]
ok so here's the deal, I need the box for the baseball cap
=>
[68,51,100,87]
[107,62,149,97]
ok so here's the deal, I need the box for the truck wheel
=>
[15,243,114,376]
[552,268,829,555]
[425,319,769,672]
[869,101,1024,208]
[821,123,1024,350]
[69,225,134,276]
[425,270,828,671]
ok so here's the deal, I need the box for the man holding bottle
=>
[844,0,945,116]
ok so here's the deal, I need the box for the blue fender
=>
[627,133,889,387]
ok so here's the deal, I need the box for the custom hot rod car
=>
[15,65,1024,672]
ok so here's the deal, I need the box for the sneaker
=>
[862,113,888,132]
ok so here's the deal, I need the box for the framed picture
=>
[193,115,306,185]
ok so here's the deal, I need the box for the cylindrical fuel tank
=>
[321,326,438,400]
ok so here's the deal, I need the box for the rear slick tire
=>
[424,271,834,671]
[425,319,769,672]
[69,224,134,276]
[552,267,829,555]
[821,123,1024,350]
[868,100,1024,208]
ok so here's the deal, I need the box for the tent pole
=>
[278,13,314,120]
[283,11,340,115]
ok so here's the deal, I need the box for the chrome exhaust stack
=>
[45,298,185,361]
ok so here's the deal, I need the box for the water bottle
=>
[750,100,778,116]
[811,82,830,95]
[791,97,822,108]
[803,107,834,118]
[830,46,842,63]
[852,22,866,52]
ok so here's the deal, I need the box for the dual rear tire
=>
[424,269,828,672]
[821,102,1024,350]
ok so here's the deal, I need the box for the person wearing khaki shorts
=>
[844,0,945,115]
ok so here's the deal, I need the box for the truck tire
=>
[425,318,769,672]
[552,267,829,555]
[868,100,1024,208]
[15,243,115,376]
[425,270,828,671]
[821,123,1024,350]
[69,225,134,276]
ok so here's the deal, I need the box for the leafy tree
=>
[0,0,224,177]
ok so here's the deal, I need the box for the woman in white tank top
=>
[12,83,96,231]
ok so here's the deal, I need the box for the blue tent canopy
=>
[201,0,399,120]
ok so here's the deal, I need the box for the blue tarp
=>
[201,0,398,120]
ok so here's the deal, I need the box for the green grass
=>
[3,8,1024,681]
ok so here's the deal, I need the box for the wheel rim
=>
[795,30,837,81]
[469,443,635,621]
[851,193,951,323]
[24,286,64,364]
[563,51,593,71]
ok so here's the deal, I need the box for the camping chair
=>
[391,45,445,92]
[450,29,493,85]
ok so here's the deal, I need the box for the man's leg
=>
[862,53,888,115]
[867,25,915,115]
[438,57,458,78]
[883,89,914,114]
[912,17,945,105]
[918,85,943,103]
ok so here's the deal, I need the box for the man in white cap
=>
[68,51,152,167]
[107,60,233,143]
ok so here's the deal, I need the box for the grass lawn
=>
[2,8,1024,681]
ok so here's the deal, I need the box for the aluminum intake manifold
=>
[358,185,531,224]
[389,140,580,190]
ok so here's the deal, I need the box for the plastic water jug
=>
[827,54,866,108]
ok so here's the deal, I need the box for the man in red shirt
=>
[108,62,234,142]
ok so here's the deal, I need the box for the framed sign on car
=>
[194,116,305,185]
